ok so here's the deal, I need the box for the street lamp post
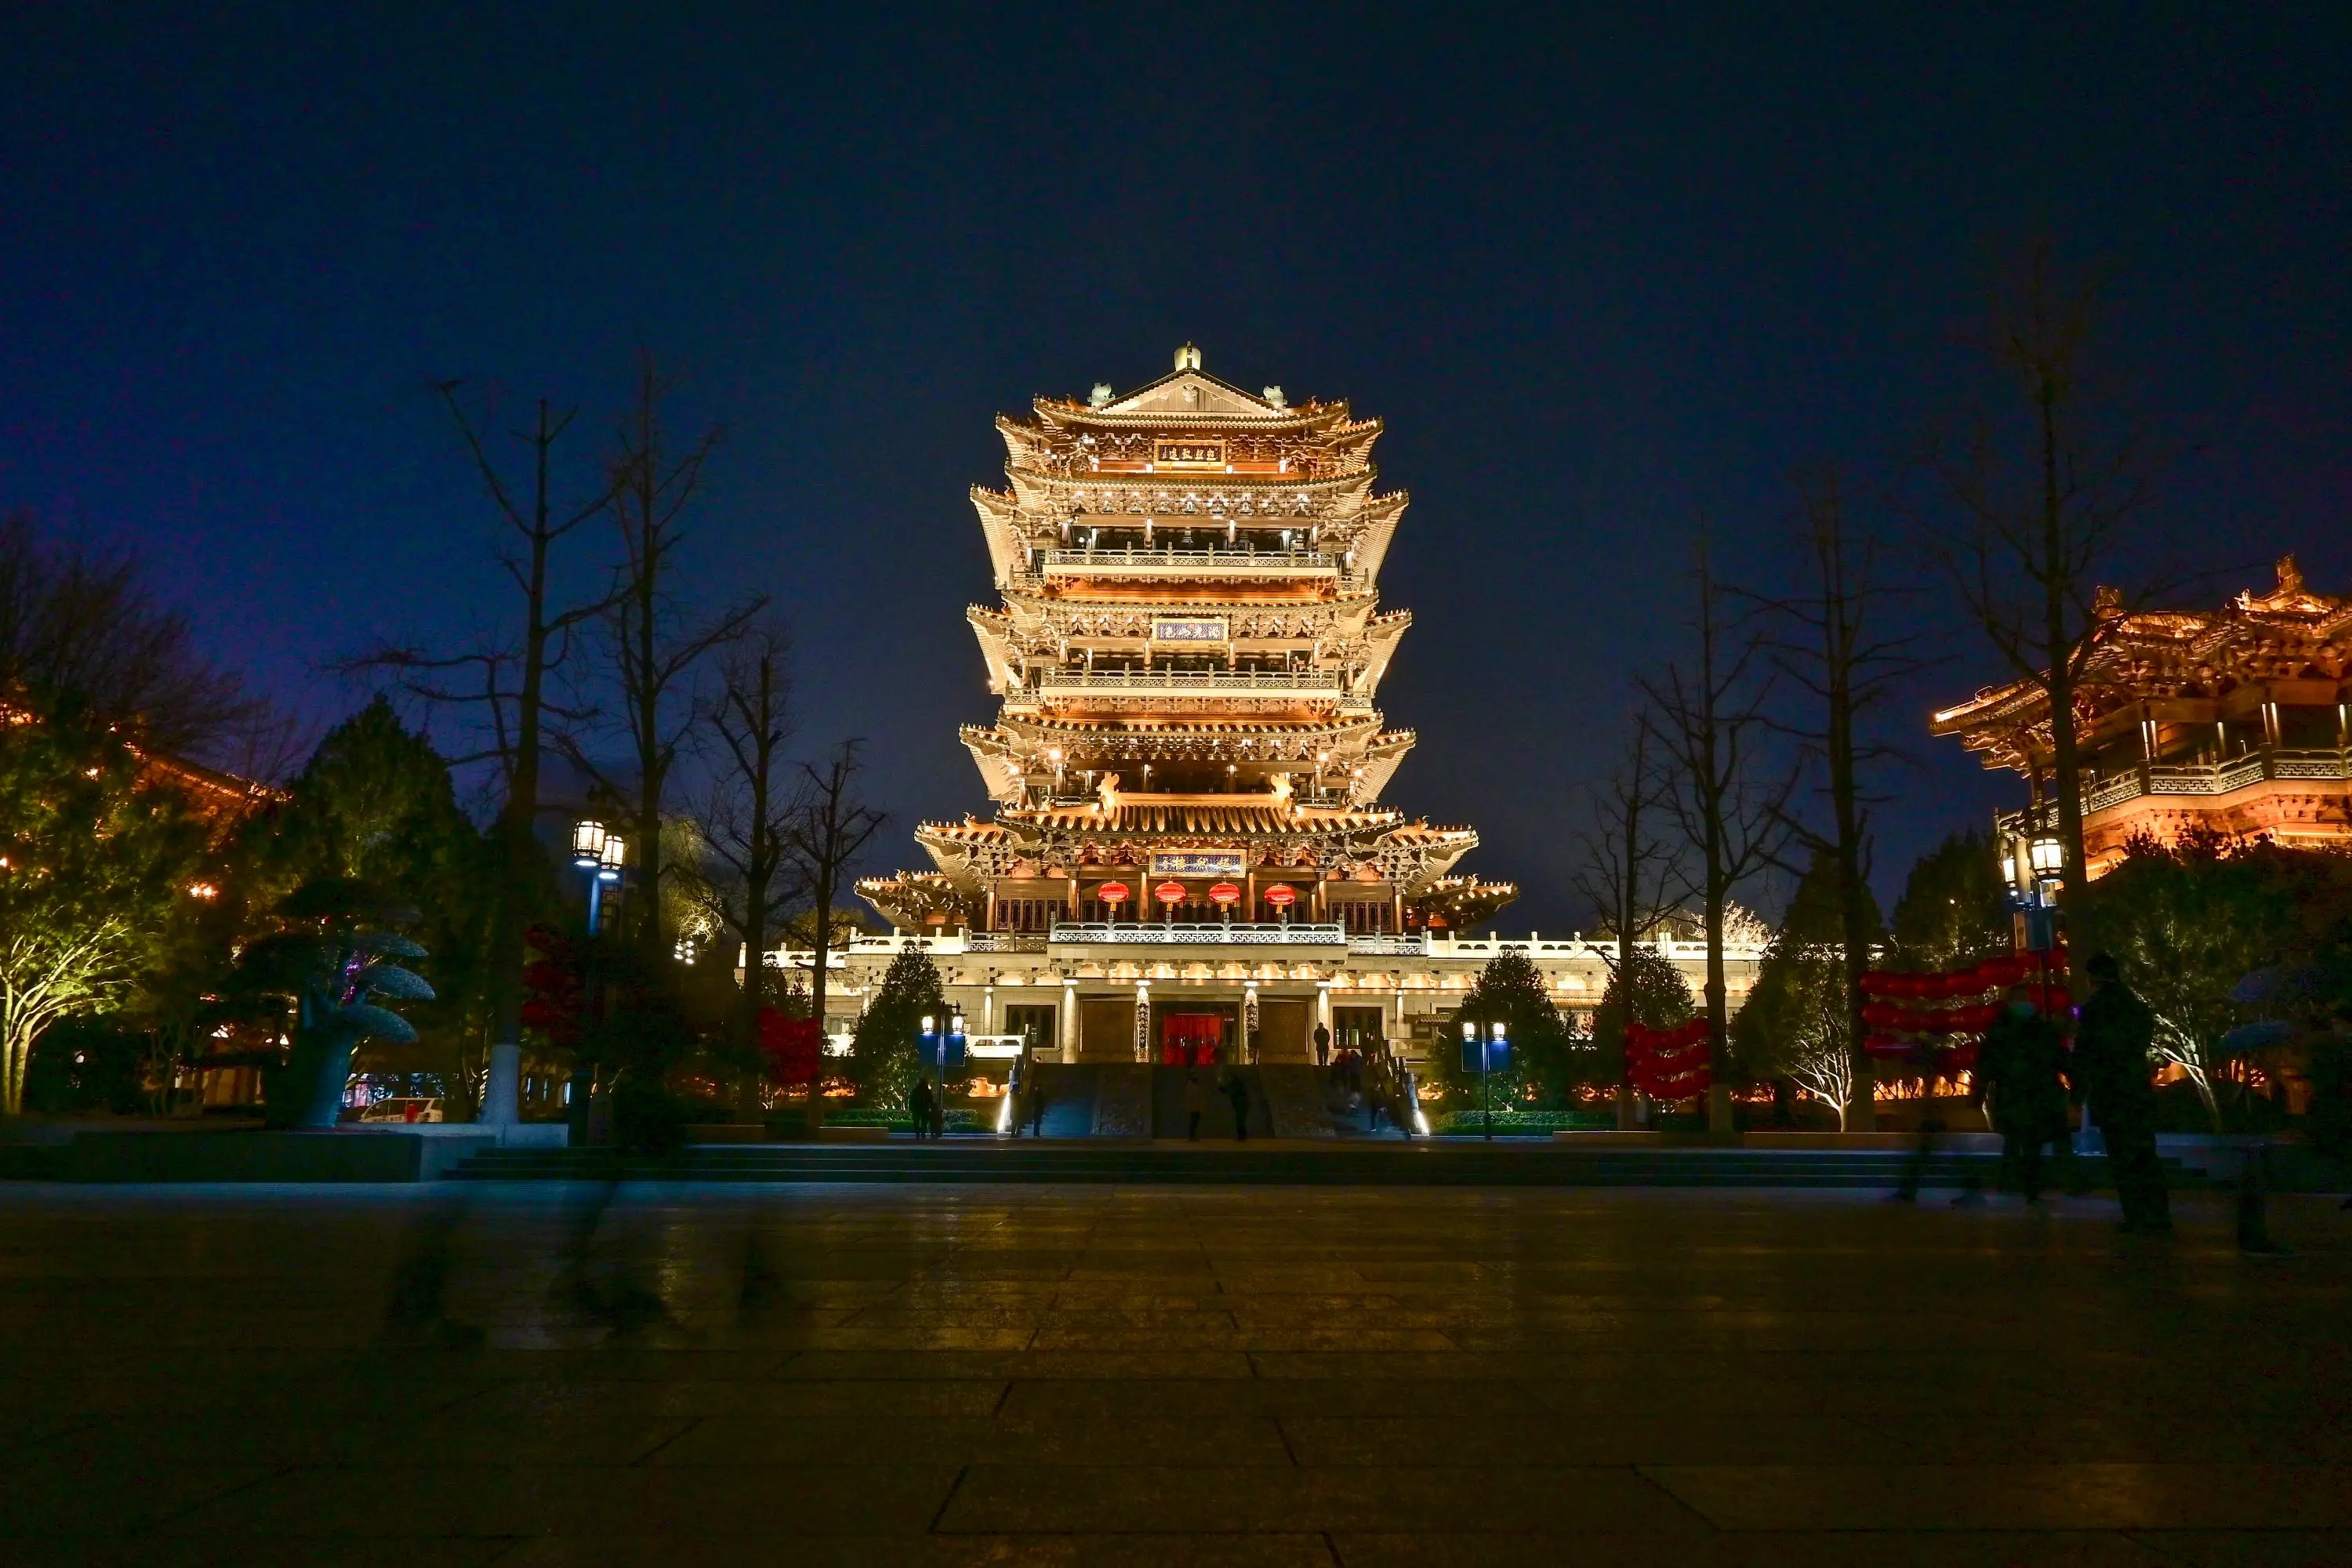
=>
[568,821,626,1137]
[917,1010,966,1138]
[572,820,626,935]
[1460,1018,1509,1142]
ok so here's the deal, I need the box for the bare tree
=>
[352,387,615,1126]
[783,739,888,1123]
[1748,469,1925,1131]
[686,619,804,1057]
[564,358,763,964]
[0,511,260,757]
[1939,240,2179,916]
[1571,724,1680,1127]
[1641,538,1795,1134]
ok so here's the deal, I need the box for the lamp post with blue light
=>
[1460,1018,1508,1142]
[918,1009,967,1137]
[571,820,626,934]
[564,822,626,1135]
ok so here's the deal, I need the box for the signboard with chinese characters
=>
[1151,851,1246,878]
[1152,617,1229,644]
[1153,437,1226,468]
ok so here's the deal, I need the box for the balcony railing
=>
[1041,547,1339,578]
[1049,921,1347,946]
[1031,669,1345,696]
[2012,747,2350,832]
[965,931,1049,953]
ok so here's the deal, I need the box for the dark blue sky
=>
[5,5,2347,927]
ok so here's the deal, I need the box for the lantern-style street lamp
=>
[572,819,626,934]
[1460,1018,1510,1142]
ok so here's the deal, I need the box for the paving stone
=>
[0,1182,2344,1558]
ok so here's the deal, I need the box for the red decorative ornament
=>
[758,1010,823,1087]
[1207,881,1242,906]
[1154,880,1187,906]
[1262,884,1298,908]
[1097,881,1131,906]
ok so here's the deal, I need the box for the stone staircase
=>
[1255,1065,1338,1138]
[449,1142,2115,1188]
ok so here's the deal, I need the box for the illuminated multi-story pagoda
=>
[858,347,1516,1062]
[1933,554,2352,877]
[867,343,1513,937]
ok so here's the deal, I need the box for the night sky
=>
[5,5,2347,930]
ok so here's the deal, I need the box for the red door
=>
[1160,1013,1224,1066]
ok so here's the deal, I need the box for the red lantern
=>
[1154,880,1187,906]
[1263,884,1298,909]
[1208,881,1242,906]
[1097,881,1131,906]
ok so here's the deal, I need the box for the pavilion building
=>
[813,349,1756,1074]
[1932,555,2352,880]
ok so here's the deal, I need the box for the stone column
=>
[1060,979,1078,1063]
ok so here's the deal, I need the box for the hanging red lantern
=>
[1262,884,1298,909]
[1207,881,1242,906]
[1154,880,1187,906]
[1097,881,1131,906]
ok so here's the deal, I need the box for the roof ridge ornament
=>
[1174,342,1202,371]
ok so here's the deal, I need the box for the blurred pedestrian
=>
[1185,1069,1207,1141]
[908,1075,934,1140]
[1975,985,2069,1203]
[1223,1067,1250,1141]
[2072,953,2172,1236]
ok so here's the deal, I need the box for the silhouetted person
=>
[2072,953,2173,1236]
[1975,985,2068,1203]
[1029,1083,1049,1137]
[1185,1069,1206,1141]
[1314,1023,1331,1069]
[908,1076,934,1140]
[1223,1068,1250,1141]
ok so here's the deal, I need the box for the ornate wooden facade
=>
[1931,556,2352,874]
[862,347,1515,938]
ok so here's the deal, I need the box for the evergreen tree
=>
[1734,847,1884,1127]
[1439,949,1572,1108]
[1889,830,2012,974]
[246,699,496,1113]
[1590,943,1697,1090]
[849,947,943,1110]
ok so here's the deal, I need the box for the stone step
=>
[448,1144,2162,1189]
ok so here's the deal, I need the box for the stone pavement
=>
[1,1179,2347,1564]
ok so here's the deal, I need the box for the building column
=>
[1060,979,1077,1063]
[1134,983,1152,1063]
[1316,982,1333,1036]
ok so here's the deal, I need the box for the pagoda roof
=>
[1929,555,2352,771]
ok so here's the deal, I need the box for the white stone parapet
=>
[1048,921,1348,946]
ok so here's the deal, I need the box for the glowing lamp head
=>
[598,835,626,881]
[921,1014,936,1035]
[572,818,607,869]
[1461,1019,1477,1042]
[2028,837,2063,875]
